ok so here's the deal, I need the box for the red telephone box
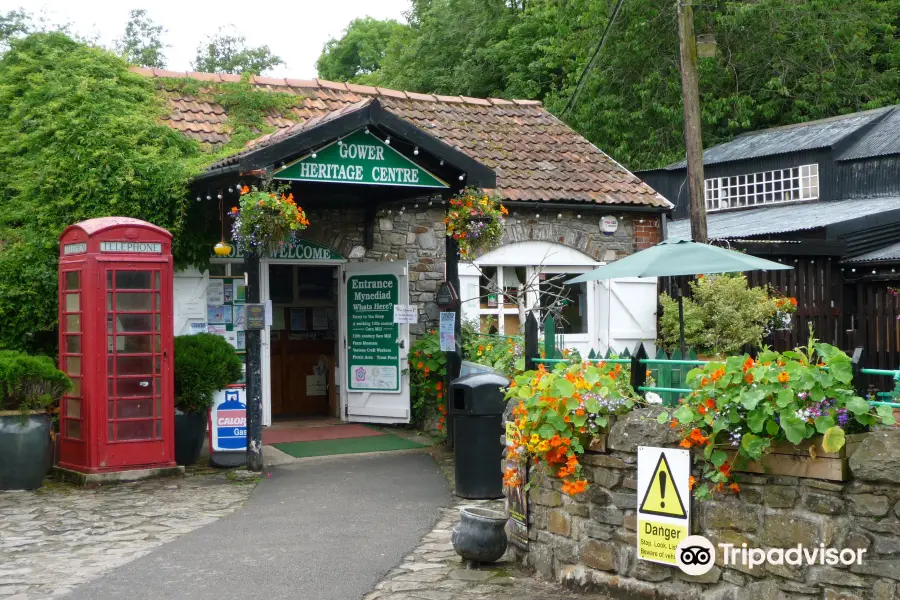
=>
[58,217,175,473]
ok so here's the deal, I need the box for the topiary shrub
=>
[174,334,243,414]
[0,350,71,414]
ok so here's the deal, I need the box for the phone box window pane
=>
[67,398,81,419]
[116,293,152,311]
[66,335,81,354]
[116,355,154,375]
[117,398,153,419]
[115,314,154,332]
[155,420,162,438]
[67,420,82,440]
[71,377,81,396]
[153,272,161,289]
[115,378,153,397]
[117,335,153,353]
[65,293,80,313]
[116,271,152,289]
[117,420,153,441]
[65,271,80,290]
[66,356,81,376]
[66,314,81,333]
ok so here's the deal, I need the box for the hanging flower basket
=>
[230,185,310,257]
[445,188,507,259]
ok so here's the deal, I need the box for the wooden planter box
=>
[725,433,868,482]
[586,416,617,453]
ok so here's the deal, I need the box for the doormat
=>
[272,434,431,458]
[262,424,381,445]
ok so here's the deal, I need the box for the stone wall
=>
[521,409,900,600]
[300,202,663,336]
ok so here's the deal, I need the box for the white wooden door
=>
[597,277,657,356]
[340,261,411,423]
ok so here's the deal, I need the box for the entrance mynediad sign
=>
[636,446,691,565]
[347,274,400,391]
[274,130,448,189]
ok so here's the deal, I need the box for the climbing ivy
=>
[0,32,301,353]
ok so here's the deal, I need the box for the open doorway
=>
[268,264,339,418]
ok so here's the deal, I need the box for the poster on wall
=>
[189,322,207,335]
[439,311,456,351]
[234,282,246,303]
[233,305,246,330]
[223,282,234,303]
[207,279,225,304]
[207,304,232,324]
[312,308,329,330]
[505,421,528,549]
[209,387,246,452]
[346,273,400,391]
[290,308,307,331]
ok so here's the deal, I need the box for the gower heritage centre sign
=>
[275,130,448,188]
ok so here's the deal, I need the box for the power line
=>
[560,0,627,118]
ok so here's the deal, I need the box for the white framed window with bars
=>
[704,164,819,212]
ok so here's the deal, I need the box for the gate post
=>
[525,313,539,371]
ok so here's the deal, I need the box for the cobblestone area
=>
[0,470,256,599]
[366,498,608,600]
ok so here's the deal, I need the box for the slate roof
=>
[133,67,670,208]
[666,196,900,239]
[843,240,900,263]
[664,106,897,170]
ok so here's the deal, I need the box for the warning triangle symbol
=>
[639,453,687,519]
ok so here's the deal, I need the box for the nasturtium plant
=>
[408,330,448,430]
[658,334,896,499]
[504,361,640,495]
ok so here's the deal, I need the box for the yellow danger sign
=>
[639,453,687,519]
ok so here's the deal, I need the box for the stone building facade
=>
[521,408,900,600]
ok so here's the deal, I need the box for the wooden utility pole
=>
[677,0,708,243]
[245,251,264,472]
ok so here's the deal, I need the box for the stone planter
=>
[174,410,208,466]
[726,433,868,482]
[0,411,52,490]
[451,506,508,566]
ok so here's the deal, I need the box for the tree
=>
[316,17,407,84]
[0,33,200,352]
[193,26,283,75]
[115,9,167,68]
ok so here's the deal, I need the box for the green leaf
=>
[821,426,846,453]
[781,416,808,445]
[740,434,770,460]
[514,358,525,372]
[747,409,766,433]
[657,411,670,424]
[814,415,835,434]
[584,397,600,414]
[595,415,608,428]
[765,419,780,436]
[538,424,556,439]
[846,396,871,416]
[876,404,897,426]
[552,378,575,399]
[776,387,794,408]
[583,366,600,385]
[673,404,694,424]
[564,396,579,411]
[828,360,853,384]
[741,388,765,411]
[573,414,588,427]
[711,450,728,468]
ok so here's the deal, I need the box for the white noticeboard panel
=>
[393,304,418,324]
[636,446,691,566]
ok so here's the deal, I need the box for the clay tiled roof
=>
[134,67,670,208]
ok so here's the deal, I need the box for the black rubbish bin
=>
[446,361,498,450]
[449,372,509,499]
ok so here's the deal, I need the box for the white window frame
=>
[704,163,819,212]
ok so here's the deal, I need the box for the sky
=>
[6,0,410,78]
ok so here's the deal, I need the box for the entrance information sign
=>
[636,446,691,565]
[275,130,448,189]
[347,274,400,391]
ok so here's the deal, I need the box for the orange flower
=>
[688,475,696,490]
[575,408,585,417]
[777,371,790,383]
[718,462,732,477]
[646,369,652,378]
[710,368,725,382]
[436,382,443,391]
[705,398,716,410]
[742,357,755,373]
[689,428,709,445]
[424,367,430,375]
[670,419,679,429]
[240,186,250,194]
[562,479,588,495]
[729,483,741,493]
[697,404,707,415]
[679,438,693,449]
[563,415,571,423]
[744,373,754,384]
[439,416,445,423]
[701,377,710,386]
[500,205,509,216]
[417,362,423,369]
[790,297,798,307]
[230,206,239,214]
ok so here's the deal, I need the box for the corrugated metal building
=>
[637,107,900,382]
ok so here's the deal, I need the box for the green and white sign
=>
[347,274,400,391]
[275,130,448,189]
[215,238,344,261]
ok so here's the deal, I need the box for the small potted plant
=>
[173,333,243,466]
[0,350,71,490]
[444,188,507,259]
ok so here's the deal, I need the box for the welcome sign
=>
[275,130,448,189]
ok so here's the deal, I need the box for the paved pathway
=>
[64,452,451,600]
[368,498,606,600]
[0,469,256,599]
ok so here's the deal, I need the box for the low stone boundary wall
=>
[518,408,900,600]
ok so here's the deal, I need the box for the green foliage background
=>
[318,0,900,170]
[0,32,300,353]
